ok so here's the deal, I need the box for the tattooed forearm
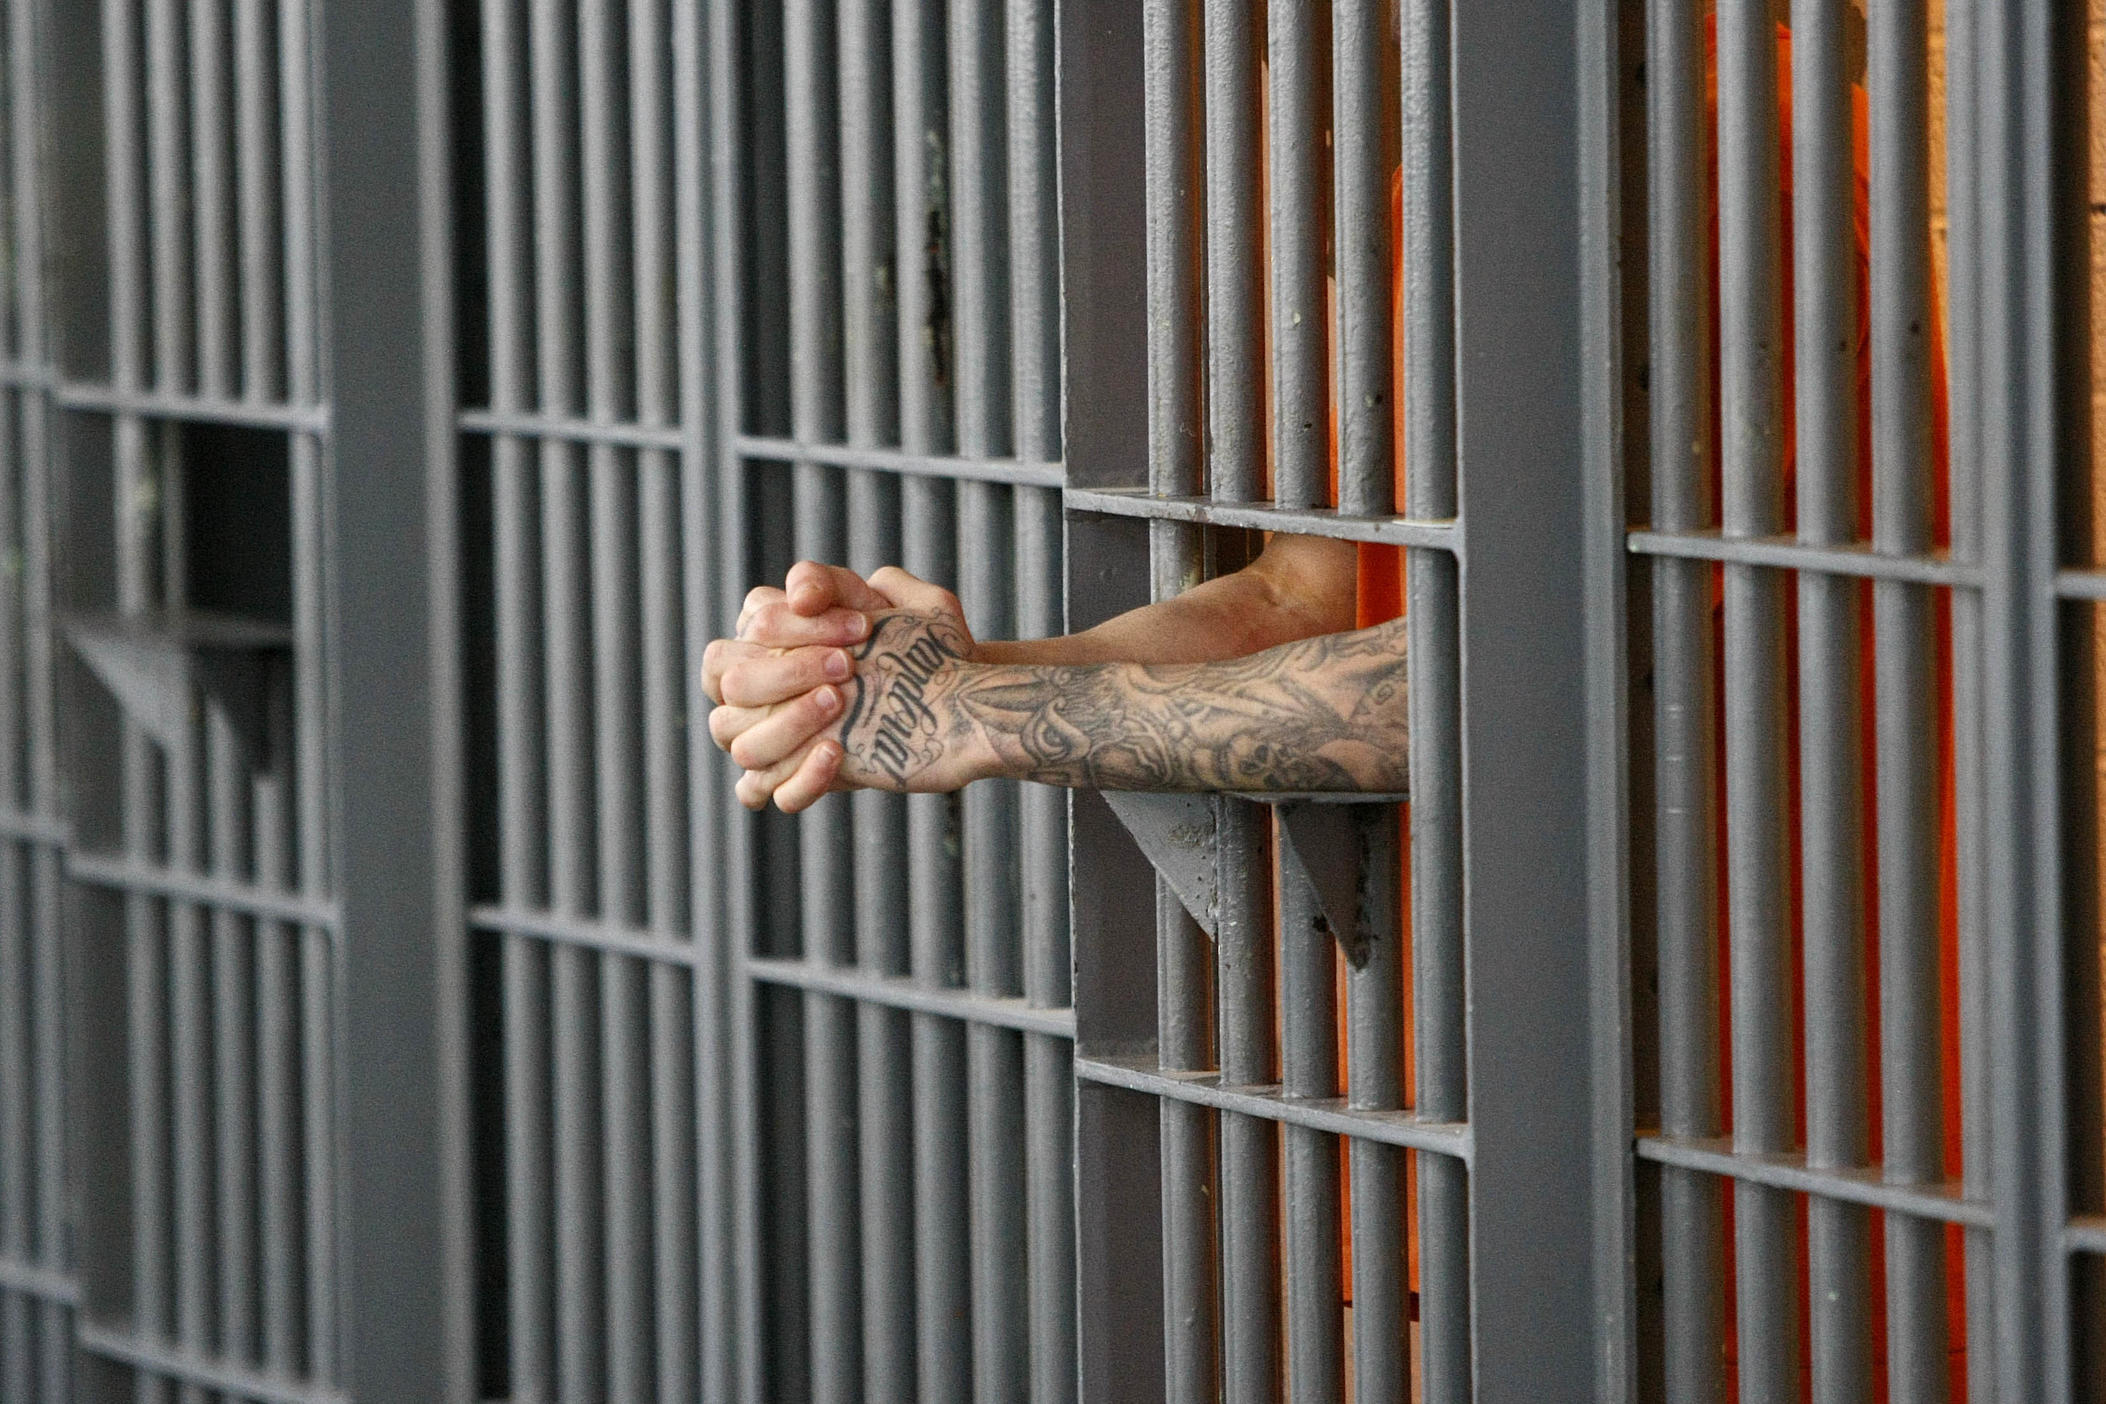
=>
[829,610,1410,794]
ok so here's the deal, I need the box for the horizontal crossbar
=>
[738,435,1065,489]
[67,853,337,931]
[78,1323,344,1404]
[1077,1054,1471,1159]
[747,957,1076,1038]
[1628,528,1980,588]
[1637,1134,1992,1228]
[1066,486,1459,550]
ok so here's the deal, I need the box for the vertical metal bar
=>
[1450,0,1603,1390]
[946,2,1031,1383]
[1008,6,1073,1391]
[894,1,972,1394]
[1869,3,1953,1395]
[839,0,915,1392]
[1333,0,1396,519]
[1401,0,1468,1393]
[1791,4,1874,1401]
[581,2,651,1397]
[235,0,279,404]
[1347,809,1407,1404]
[630,1,698,1398]
[278,0,336,1369]
[1645,0,1725,1399]
[1977,0,2075,1392]
[208,713,257,1377]
[254,702,299,1381]
[1215,799,1281,1404]
[1279,855,1342,1404]
[483,0,553,1392]
[1204,0,1262,506]
[786,0,863,1392]
[189,0,235,397]
[149,0,193,392]
[1941,0,1995,1394]
[1266,0,1326,510]
[527,0,610,1394]
[1716,5,1800,1398]
[1142,8,1215,1391]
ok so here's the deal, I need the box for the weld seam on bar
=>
[458,408,685,451]
[1629,529,1980,587]
[1065,487,1459,549]
[2064,1217,2106,1255]
[1076,1056,1473,1158]
[746,957,1077,1039]
[471,905,694,967]
[53,381,329,433]
[77,1323,347,1404]
[734,434,1064,488]
[2051,569,2106,601]
[0,1254,79,1307]
[1635,1135,1993,1228]
[0,808,65,847]
[66,853,339,930]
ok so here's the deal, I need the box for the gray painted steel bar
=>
[481,0,551,1382]
[1635,1137,1989,1227]
[1346,807,1407,1404]
[1215,798,1281,1404]
[1332,0,1395,519]
[947,4,1031,1389]
[236,0,279,405]
[786,0,864,1393]
[189,0,234,398]
[1717,5,1799,1398]
[629,2,699,1397]
[1401,0,1468,1393]
[1628,528,1980,587]
[1265,0,1326,510]
[1790,3,1873,1400]
[1008,10,1074,1388]
[1203,0,1262,505]
[893,0,973,1393]
[1142,13,1215,1396]
[208,711,259,1378]
[581,4,651,1396]
[1278,857,1342,1404]
[840,0,914,1392]
[149,0,192,391]
[1940,0,1994,1393]
[528,0,608,1395]
[1064,487,1457,549]
[1869,2,1952,1395]
[255,704,300,1381]
[280,0,337,1371]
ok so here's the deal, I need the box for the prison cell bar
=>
[1645,0,1727,1399]
[1266,0,1326,512]
[7,1,67,1385]
[481,0,556,1393]
[1006,0,1079,1394]
[1870,0,1955,1394]
[784,0,865,1394]
[1399,0,1468,1393]
[892,0,975,1393]
[1941,0,1997,1395]
[1717,5,1802,1400]
[945,2,1037,1394]
[0,315,29,1404]
[1278,851,1343,1404]
[582,2,659,1397]
[1141,2,1220,1398]
[838,0,917,1395]
[1205,5,1285,1399]
[1789,3,1876,1400]
[632,1,705,1397]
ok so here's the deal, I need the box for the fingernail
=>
[824,650,851,680]
[816,685,840,713]
[843,613,870,641]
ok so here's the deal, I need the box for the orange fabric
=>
[1341,23,1965,1388]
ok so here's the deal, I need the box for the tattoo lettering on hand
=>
[838,612,975,786]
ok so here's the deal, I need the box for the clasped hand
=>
[701,562,990,813]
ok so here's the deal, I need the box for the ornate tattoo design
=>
[831,609,1410,795]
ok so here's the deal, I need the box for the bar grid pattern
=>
[1060,2,1465,1400]
[1620,1,2043,1399]
[47,2,341,1403]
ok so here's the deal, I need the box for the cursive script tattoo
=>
[830,610,1410,795]
[837,612,977,787]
